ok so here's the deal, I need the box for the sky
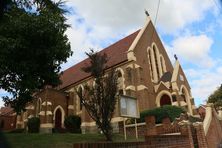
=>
[0,0,222,107]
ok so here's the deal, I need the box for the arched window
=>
[77,86,83,111]
[23,112,28,121]
[160,55,166,73]
[36,98,42,116]
[116,68,125,95]
[148,49,154,80]
[119,89,123,95]
[138,67,143,82]
[126,67,133,84]
[153,45,160,79]
[180,86,193,115]
[148,43,163,82]
[117,71,122,78]
[181,89,186,102]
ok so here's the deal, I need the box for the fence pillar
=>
[193,122,208,148]
[145,115,156,136]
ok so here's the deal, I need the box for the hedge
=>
[9,128,25,133]
[64,115,81,133]
[138,105,185,124]
[27,117,40,133]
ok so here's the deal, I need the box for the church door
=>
[160,94,171,106]
[55,109,62,129]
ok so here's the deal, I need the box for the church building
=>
[16,15,196,133]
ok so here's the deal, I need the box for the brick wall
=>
[73,111,222,148]
[0,115,16,131]
[145,135,192,148]
[74,108,222,148]
[73,136,192,148]
[193,123,207,148]
[205,109,222,148]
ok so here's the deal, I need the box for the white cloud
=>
[61,15,102,70]
[0,89,7,107]
[61,0,216,69]
[156,0,215,34]
[170,34,214,67]
[66,0,215,35]
[185,66,222,104]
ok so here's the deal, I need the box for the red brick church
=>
[17,15,196,133]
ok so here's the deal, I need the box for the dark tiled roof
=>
[58,30,140,89]
[0,107,14,116]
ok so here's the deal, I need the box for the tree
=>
[208,84,222,109]
[0,1,72,114]
[76,50,118,141]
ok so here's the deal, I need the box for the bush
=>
[9,128,25,133]
[188,115,202,123]
[64,115,81,133]
[138,105,185,124]
[27,117,40,133]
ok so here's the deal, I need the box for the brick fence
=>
[74,114,196,148]
[73,135,191,148]
[204,105,222,148]
[73,105,222,148]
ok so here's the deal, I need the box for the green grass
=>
[2,133,144,148]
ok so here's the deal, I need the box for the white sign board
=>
[119,95,139,118]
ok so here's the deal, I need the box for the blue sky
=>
[0,0,222,107]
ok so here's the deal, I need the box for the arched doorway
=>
[160,94,171,106]
[55,109,62,129]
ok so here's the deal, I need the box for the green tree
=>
[0,1,72,114]
[208,84,222,109]
[76,50,118,141]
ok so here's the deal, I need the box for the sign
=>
[119,95,139,118]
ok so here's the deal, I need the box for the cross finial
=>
[145,9,149,16]
[174,54,178,60]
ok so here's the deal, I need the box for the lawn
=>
[1,133,144,148]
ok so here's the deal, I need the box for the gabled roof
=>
[58,30,140,89]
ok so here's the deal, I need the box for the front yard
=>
[2,133,143,148]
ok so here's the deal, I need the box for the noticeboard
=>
[119,95,139,118]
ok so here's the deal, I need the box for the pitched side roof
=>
[0,107,14,116]
[58,30,140,90]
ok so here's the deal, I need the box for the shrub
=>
[9,128,25,133]
[64,115,81,133]
[138,105,185,124]
[27,117,40,133]
[188,115,202,123]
